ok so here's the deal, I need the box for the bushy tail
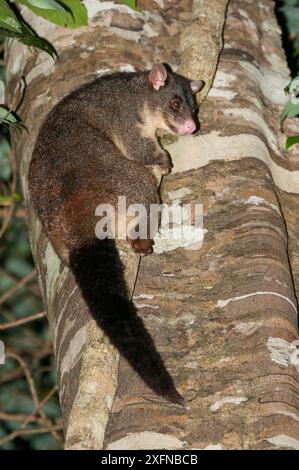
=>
[69,238,187,407]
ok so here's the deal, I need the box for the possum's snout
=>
[176,118,196,135]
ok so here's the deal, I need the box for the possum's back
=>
[29,73,139,225]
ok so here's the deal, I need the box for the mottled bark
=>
[179,0,229,102]
[6,0,299,450]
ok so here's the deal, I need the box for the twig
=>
[0,148,17,240]
[0,362,53,385]
[22,385,59,429]
[5,353,62,446]
[25,384,64,446]
[0,207,26,218]
[0,424,63,446]
[0,269,40,296]
[0,412,46,425]
[0,311,46,330]
[0,269,36,306]
[6,351,39,405]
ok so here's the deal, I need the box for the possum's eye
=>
[169,96,182,111]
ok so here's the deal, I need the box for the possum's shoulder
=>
[46,71,145,119]
[65,71,144,100]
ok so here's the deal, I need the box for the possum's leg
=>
[124,136,172,175]
[149,147,172,176]
[142,147,172,176]
[124,177,159,256]
[126,206,157,256]
[39,137,161,258]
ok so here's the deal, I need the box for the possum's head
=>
[145,63,204,136]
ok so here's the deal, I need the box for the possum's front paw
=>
[160,159,172,175]
[159,154,173,176]
[154,150,172,176]
[129,238,154,256]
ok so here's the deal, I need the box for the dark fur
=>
[29,65,202,406]
[70,239,186,405]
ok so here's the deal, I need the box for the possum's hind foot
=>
[160,159,172,176]
[129,238,154,256]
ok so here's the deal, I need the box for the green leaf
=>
[280,98,299,125]
[25,0,67,12]
[0,106,17,124]
[0,25,57,57]
[18,0,87,28]
[0,192,23,203]
[0,0,57,57]
[0,0,22,33]
[285,134,299,149]
[119,0,141,12]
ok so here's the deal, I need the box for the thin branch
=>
[5,353,62,446]
[0,268,41,298]
[0,411,50,425]
[0,268,41,296]
[6,351,39,405]
[22,385,59,429]
[24,384,63,446]
[0,424,63,446]
[0,311,46,330]
[0,269,36,306]
[0,148,17,240]
[16,424,63,435]
[0,363,53,385]
[0,207,26,218]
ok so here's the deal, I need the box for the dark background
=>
[0,0,298,450]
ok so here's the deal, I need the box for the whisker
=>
[195,131,217,158]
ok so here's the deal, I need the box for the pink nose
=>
[183,119,196,134]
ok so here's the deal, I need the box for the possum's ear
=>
[149,63,168,91]
[190,80,205,94]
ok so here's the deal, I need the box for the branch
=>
[5,353,62,446]
[0,270,36,306]
[0,311,46,330]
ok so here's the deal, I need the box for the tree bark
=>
[6,0,299,450]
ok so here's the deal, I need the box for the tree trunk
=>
[6,0,299,450]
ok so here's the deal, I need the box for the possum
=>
[28,63,204,406]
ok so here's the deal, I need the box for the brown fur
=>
[29,64,202,254]
[28,64,203,405]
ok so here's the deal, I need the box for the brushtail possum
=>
[29,63,204,406]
